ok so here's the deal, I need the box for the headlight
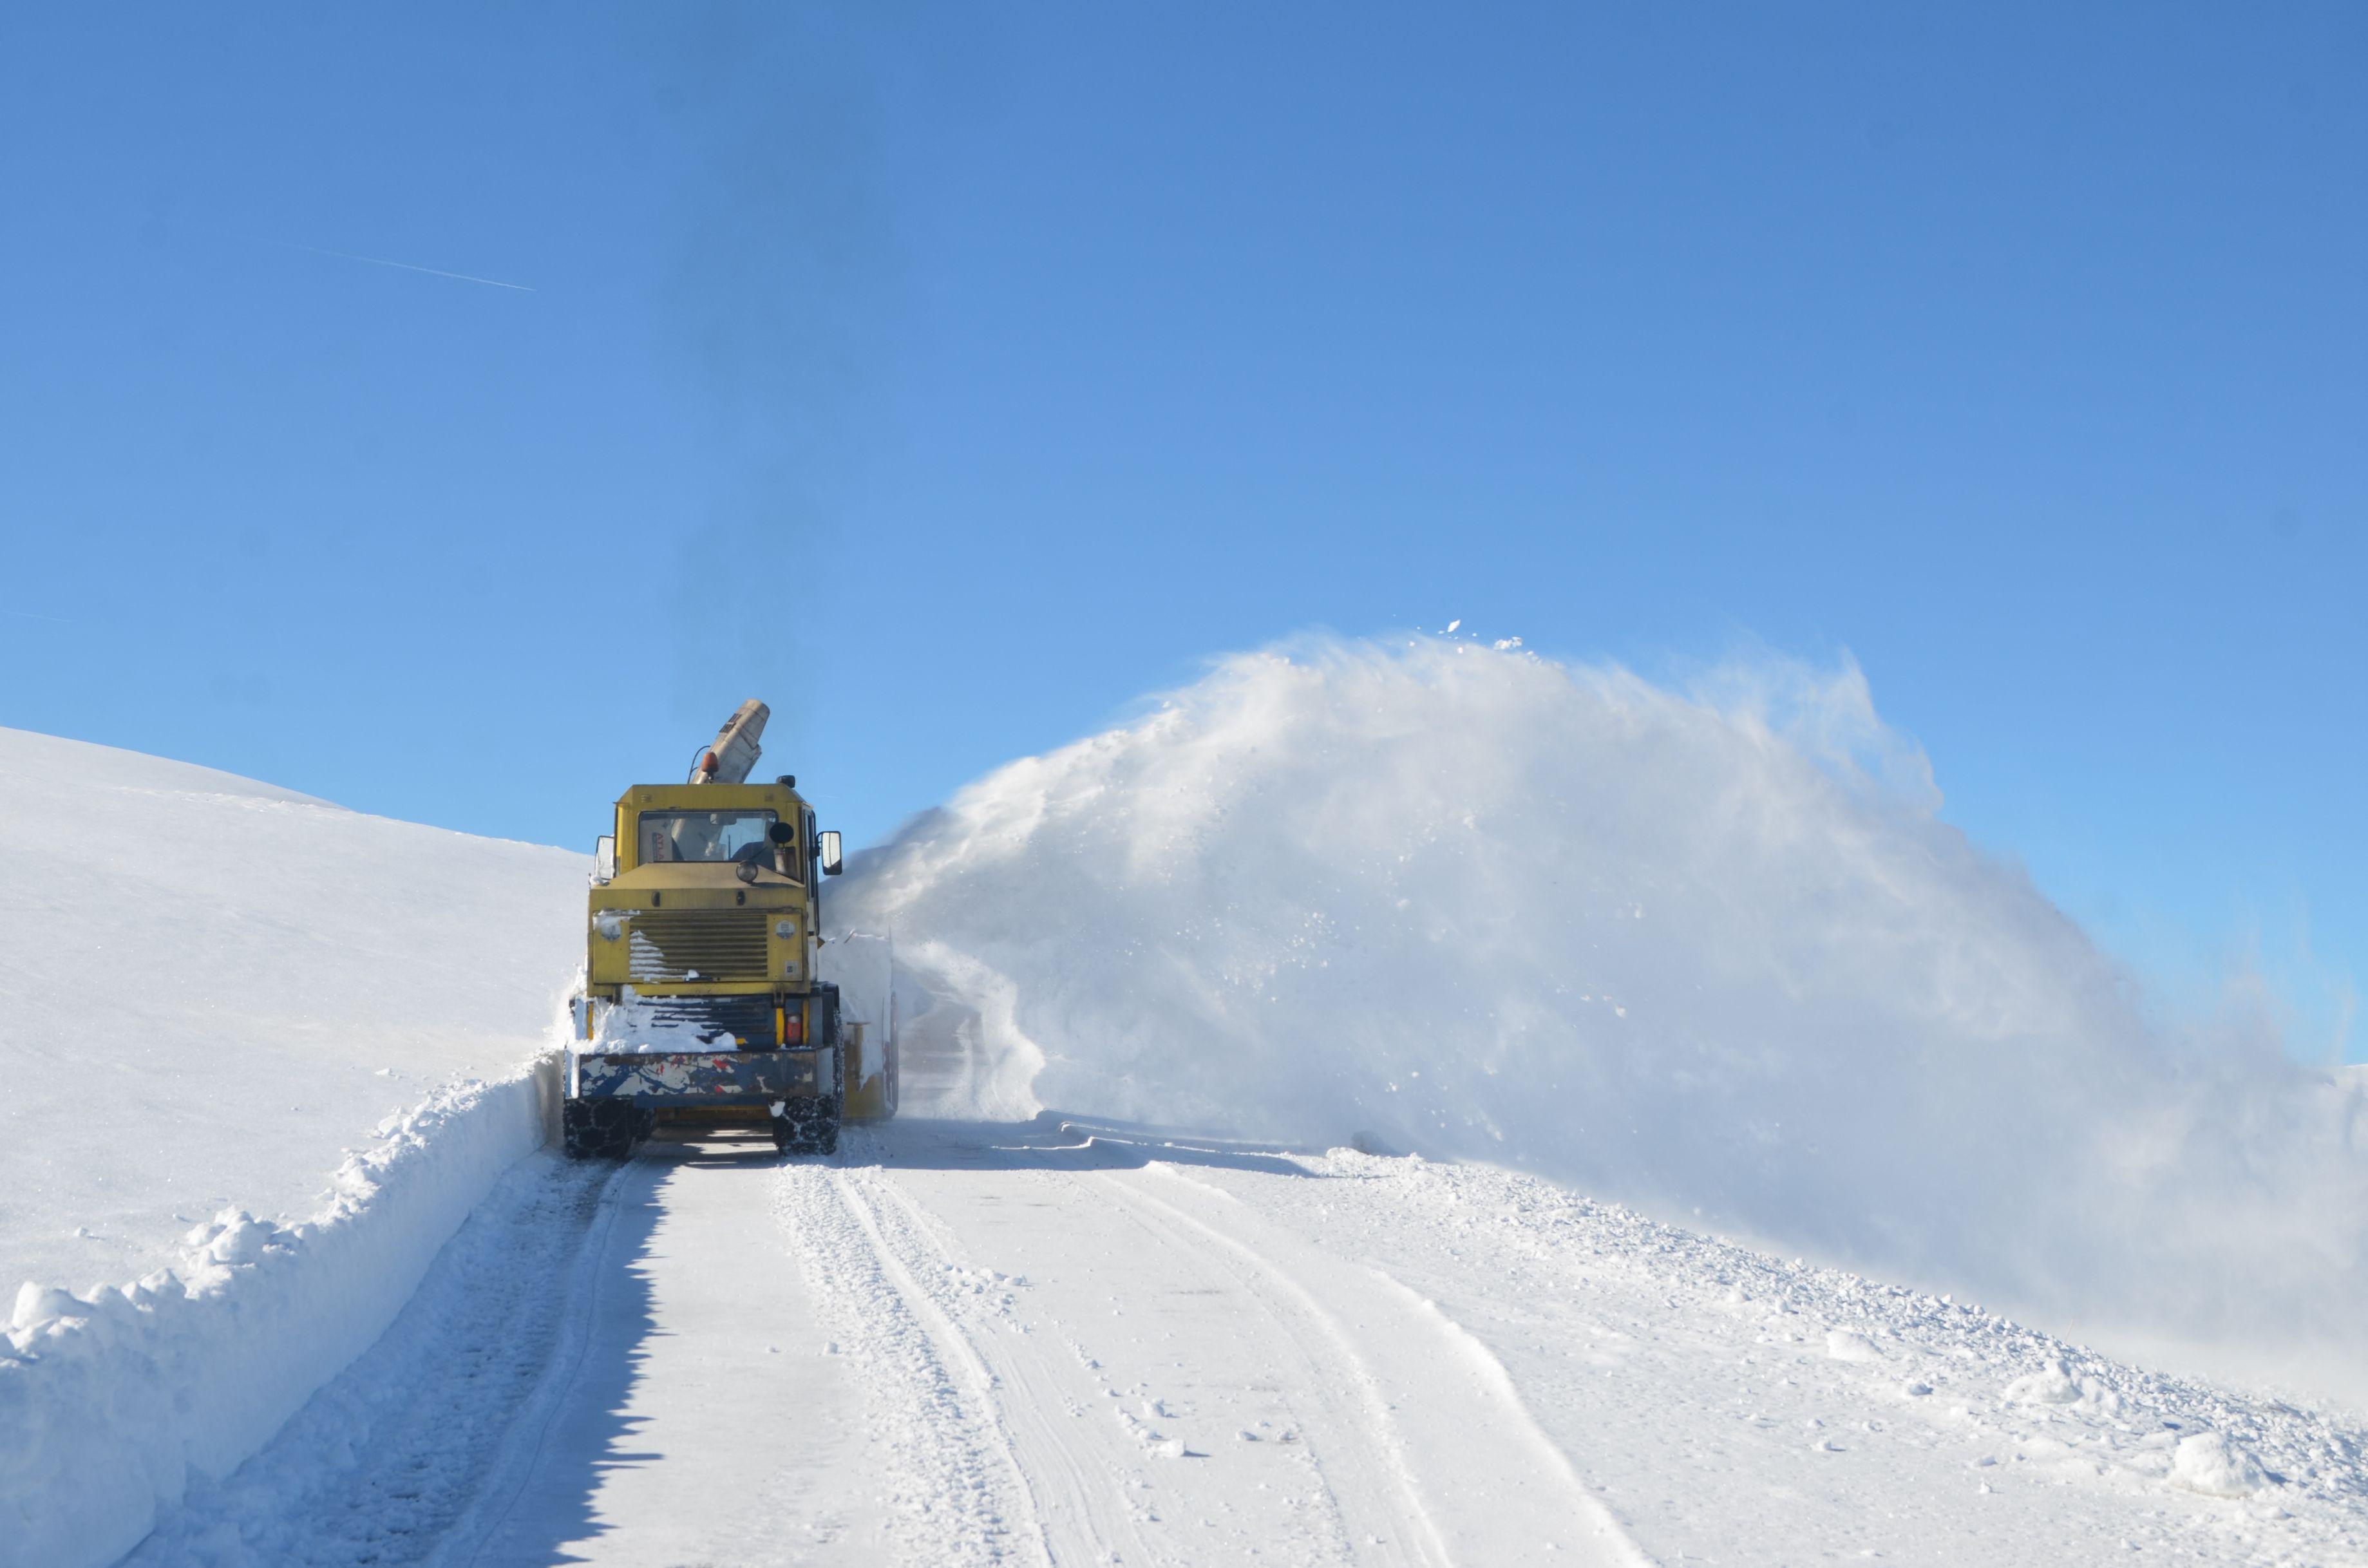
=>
[775,920,796,939]
[596,914,626,941]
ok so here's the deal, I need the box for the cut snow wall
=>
[0,1057,559,1568]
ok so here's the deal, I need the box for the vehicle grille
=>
[626,911,770,983]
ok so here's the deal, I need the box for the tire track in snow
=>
[429,1152,652,1568]
[1110,1161,1652,1565]
[843,1151,1164,1567]
[850,1117,1586,1565]
[1003,1161,1374,1566]
[1070,1170,1454,1568]
[1370,1278,1660,1568]
[771,1148,1047,1566]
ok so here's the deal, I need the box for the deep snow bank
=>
[0,727,583,1568]
[1,1066,554,1568]
[0,727,583,1290]
[836,636,2368,1401]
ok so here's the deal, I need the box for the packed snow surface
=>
[836,635,2368,1403]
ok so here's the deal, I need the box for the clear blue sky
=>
[3,4,2361,1055]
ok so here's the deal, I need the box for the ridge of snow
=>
[0,1060,556,1568]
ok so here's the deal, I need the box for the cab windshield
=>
[637,809,782,870]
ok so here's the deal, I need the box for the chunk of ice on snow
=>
[2170,1431,2268,1497]
[207,1214,278,1266]
[1824,1328,1882,1362]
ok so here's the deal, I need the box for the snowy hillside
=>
[0,728,583,1568]
[0,727,583,1290]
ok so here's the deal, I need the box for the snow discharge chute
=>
[688,698,768,785]
[837,633,2368,1399]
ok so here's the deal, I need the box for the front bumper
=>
[569,1047,836,1106]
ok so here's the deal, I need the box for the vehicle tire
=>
[562,1099,598,1158]
[603,1108,640,1158]
[564,1098,638,1160]
[773,1095,840,1156]
[770,1095,814,1153]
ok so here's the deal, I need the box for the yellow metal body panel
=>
[587,783,813,1002]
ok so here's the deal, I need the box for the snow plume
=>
[837,634,2368,1404]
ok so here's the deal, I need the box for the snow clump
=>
[2170,1431,2269,1498]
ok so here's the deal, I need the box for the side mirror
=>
[819,830,844,877]
[767,821,795,845]
[593,835,616,885]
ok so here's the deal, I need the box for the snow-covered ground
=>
[69,987,2368,1568]
[0,728,582,1568]
[8,636,2368,1567]
[0,727,582,1290]
[113,1101,2368,1565]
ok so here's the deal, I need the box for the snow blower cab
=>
[564,701,895,1158]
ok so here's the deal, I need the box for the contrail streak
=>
[287,242,536,292]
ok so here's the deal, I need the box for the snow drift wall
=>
[0,728,584,1568]
[0,1061,557,1568]
[837,635,2368,1403]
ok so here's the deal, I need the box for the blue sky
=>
[3,4,2361,1055]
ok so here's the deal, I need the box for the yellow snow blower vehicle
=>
[564,701,898,1157]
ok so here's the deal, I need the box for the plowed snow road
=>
[119,1120,2368,1567]
[122,1120,1643,1568]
